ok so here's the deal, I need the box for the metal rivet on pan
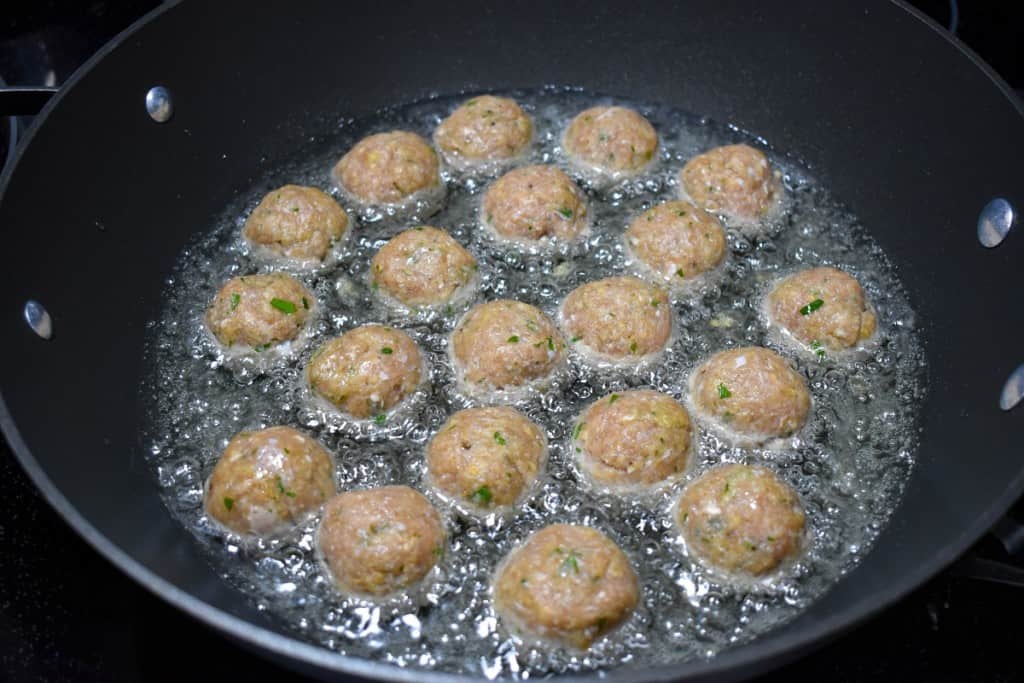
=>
[145,86,173,123]
[999,363,1024,411]
[977,198,1014,247]
[23,300,52,340]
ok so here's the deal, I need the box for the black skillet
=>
[1,1,1023,681]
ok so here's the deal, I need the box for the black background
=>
[1,2,1022,682]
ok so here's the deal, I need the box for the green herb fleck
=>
[571,335,581,343]
[471,486,493,505]
[811,339,826,360]
[374,414,386,426]
[223,497,234,511]
[432,546,444,557]
[609,393,620,404]
[380,346,393,355]
[630,340,638,354]
[270,298,297,314]
[230,293,240,310]
[494,431,506,446]
[371,281,379,291]
[724,481,731,493]
[547,336,555,351]
[678,210,687,217]
[597,617,608,630]
[717,383,732,399]
[253,343,272,352]
[573,422,584,440]
[275,476,297,498]
[676,268,686,278]
[556,206,574,219]
[302,297,309,310]
[799,298,824,316]
[560,551,580,574]
[507,335,519,343]
[651,299,660,307]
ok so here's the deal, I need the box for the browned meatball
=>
[678,144,782,224]
[689,347,810,442]
[242,185,349,263]
[205,273,314,350]
[481,165,588,243]
[492,524,639,649]
[560,276,672,362]
[427,407,546,512]
[434,95,533,164]
[204,426,336,537]
[333,131,441,204]
[450,300,566,393]
[317,485,445,598]
[675,464,805,577]
[306,325,423,419]
[624,200,727,283]
[574,390,691,491]
[765,266,877,352]
[563,106,658,174]
[370,226,478,307]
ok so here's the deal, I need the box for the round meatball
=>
[560,276,672,361]
[493,524,639,649]
[306,325,423,419]
[370,226,478,307]
[317,485,445,598]
[427,407,546,512]
[625,200,727,283]
[690,347,810,441]
[205,273,314,349]
[574,390,691,490]
[563,106,658,174]
[242,185,349,263]
[765,266,877,351]
[679,144,782,224]
[481,165,588,243]
[676,464,805,577]
[451,300,565,393]
[205,426,335,537]
[434,95,533,163]
[333,131,441,204]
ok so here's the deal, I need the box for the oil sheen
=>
[141,87,927,677]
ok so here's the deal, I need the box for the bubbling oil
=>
[141,87,926,677]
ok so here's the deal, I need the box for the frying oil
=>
[142,87,926,677]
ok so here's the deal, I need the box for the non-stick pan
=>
[2,1,1023,681]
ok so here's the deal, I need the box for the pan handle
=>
[0,87,59,117]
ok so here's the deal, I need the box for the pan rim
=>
[1,0,1023,681]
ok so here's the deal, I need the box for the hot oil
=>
[141,87,927,677]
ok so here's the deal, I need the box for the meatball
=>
[205,273,314,350]
[333,131,441,204]
[317,485,445,598]
[492,524,639,649]
[481,165,588,243]
[624,200,727,283]
[689,347,810,442]
[574,390,691,491]
[242,185,349,263]
[306,325,423,419]
[434,95,533,164]
[370,226,478,307]
[451,300,566,393]
[204,426,336,537]
[560,276,672,362]
[427,407,547,512]
[765,266,877,352]
[675,464,805,577]
[563,106,658,175]
[678,144,782,224]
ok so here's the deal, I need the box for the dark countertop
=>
[2,2,1023,682]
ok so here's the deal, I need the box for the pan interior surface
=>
[0,2,1022,682]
